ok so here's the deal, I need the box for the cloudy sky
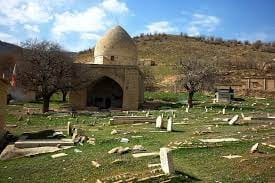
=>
[0,0,275,52]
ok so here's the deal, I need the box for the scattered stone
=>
[111,129,124,135]
[132,152,159,158]
[120,138,129,143]
[262,143,275,148]
[199,138,240,143]
[167,117,173,132]
[228,115,239,125]
[117,147,131,154]
[156,115,164,128]
[51,153,68,159]
[132,145,146,153]
[92,161,101,168]
[15,139,74,148]
[111,159,124,164]
[160,147,175,175]
[87,138,96,145]
[222,155,242,159]
[74,149,82,153]
[131,136,143,139]
[250,143,259,153]
[108,147,123,154]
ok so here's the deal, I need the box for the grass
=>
[0,92,275,182]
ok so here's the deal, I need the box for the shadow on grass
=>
[170,171,201,182]
[22,130,61,140]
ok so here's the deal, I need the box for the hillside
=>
[77,34,275,90]
[135,34,275,85]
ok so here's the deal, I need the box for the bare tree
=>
[176,58,218,108]
[18,39,73,113]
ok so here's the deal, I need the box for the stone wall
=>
[69,64,144,111]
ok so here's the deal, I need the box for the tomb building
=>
[70,26,144,110]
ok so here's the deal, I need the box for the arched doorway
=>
[87,77,123,109]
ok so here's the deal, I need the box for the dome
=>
[94,26,137,65]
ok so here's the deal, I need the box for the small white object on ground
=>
[228,115,239,125]
[250,143,259,153]
[120,138,129,143]
[199,138,240,143]
[51,153,68,158]
[222,155,242,159]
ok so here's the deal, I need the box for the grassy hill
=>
[78,34,275,89]
[134,34,275,85]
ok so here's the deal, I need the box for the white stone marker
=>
[185,106,189,113]
[205,106,208,113]
[67,122,72,136]
[146,111,150,117]
[156,115,164,128]
[161,113,164,118]
[228,115,239,125]
[160,147,175,175]
[167,117,173,132]
[222,108,226,115]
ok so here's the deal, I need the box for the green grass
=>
[1,92,275,182]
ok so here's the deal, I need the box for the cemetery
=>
[0,92,274,182]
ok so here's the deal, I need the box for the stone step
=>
[15,139,74,148]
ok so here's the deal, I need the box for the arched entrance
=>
[87,76,123,109]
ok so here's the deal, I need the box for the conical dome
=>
[94,26,137,65]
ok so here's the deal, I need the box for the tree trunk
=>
[62,90,67,102]
[42,97,50,113]
[188,91,194,108]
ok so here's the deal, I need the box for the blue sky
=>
[0,0,275,52]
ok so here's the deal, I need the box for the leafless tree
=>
[176,57,218,108]
[18,39,73,113]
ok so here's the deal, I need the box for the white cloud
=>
[101,0,129,14]
[0,32,18,43]
[0,0,54,26]
[51,0,129,39]
[80,33,101,41]
[187,13,220,36]
[24,24,40,33]
[146,21,178,34]
[52,7,107,37]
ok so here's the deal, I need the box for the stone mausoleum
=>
[69,26,144,111]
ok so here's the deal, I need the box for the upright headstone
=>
[205,106,208,113]
[167,117,173,132]
[161,113,164,118]
[185,106,189,113]
[160,147,175,175]
[145,111,150,117]
[156,116,164,128]
[222,108,226,115]
[67,122,72,136]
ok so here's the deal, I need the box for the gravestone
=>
[156,116,164,128]
[67,122,72,136]
[160,147,175,175]
[205,106,208,113]
[222,108,226,115]
[228,115,239,125]
[167,117,173,132]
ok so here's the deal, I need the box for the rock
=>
[51,153,68,158]
[74,149,82,153]
[92,161,101,168]
[120,138,129,143]
[250,143,259,153]
[111,159,124,165]
[132,145,146,153]
[108,147,123,154]
[117,147,131,154]
[111,129,124,135]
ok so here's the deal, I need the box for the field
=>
[0,92,275,182]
